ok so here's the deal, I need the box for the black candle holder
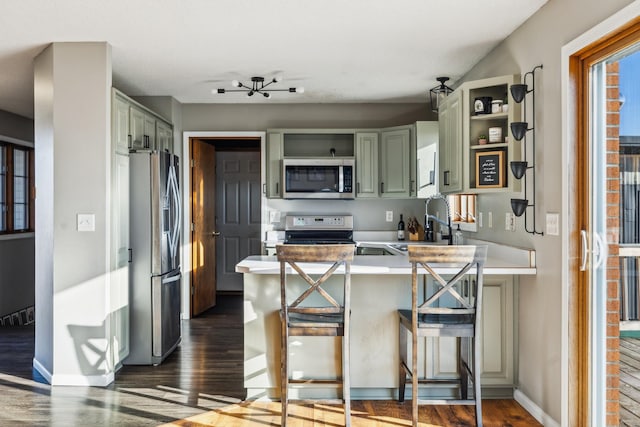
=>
[510,161,528,180]
[510,84,528,103]
[510,198,529,217]
[510,122,529,141]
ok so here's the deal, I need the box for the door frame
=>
[561,5,640,426]
[181,131,266,319]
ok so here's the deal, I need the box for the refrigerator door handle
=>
[168,164,182,261]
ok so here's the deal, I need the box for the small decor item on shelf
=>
[491,100,503,114]
[474,96,492,114]
[478,135,488,145]
[489,127,503,143]
[502,103,509,113]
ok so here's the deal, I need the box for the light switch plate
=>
[546,213,560,236]
[386,211,393,222]
[77,214,95,232]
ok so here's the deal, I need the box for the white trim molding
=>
[515,389,560,427]
[33,357,116,387]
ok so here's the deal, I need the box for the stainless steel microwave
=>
[282,158,355,199]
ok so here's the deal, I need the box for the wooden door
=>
[215,150,262,291]
[191,139,217,316]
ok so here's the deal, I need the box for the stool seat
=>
[398,309,475,334]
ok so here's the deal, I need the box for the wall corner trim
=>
[514,388,560,427]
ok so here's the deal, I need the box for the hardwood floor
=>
[0,294,541,426]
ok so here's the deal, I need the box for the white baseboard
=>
[514,389,560,427]
[33,357,115,386]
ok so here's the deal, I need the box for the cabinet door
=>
[129,107,146,150]
[266,132,282,198]
[438,91,463,194]
[355,132,379,198]
[111,153,130,365]
[113,95,130,154]
[144,114,156,150]
[425,275,515,388]
[416,121,439,199]
[156,121,173,152]
[380,128,411,198]
[480,276,515,385]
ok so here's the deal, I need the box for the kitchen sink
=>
[355,246,395,255]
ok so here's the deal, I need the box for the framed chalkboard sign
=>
[475,150,505,188]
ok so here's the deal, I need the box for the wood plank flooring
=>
[620,337,640,426]
[0,294,541,426]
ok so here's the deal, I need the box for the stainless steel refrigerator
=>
[125,150,182,365]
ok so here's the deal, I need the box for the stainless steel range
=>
[284,214,354,244]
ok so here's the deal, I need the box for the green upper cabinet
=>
[266,132,283,198]
[355,132,379,198]
[415,121,439,199]
[438,89,463,194]
[380,127,411,198]
[130,106,157,150]
[112,93,131,154]
[156,120,173,152]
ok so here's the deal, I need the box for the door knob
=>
[211,231,221,237]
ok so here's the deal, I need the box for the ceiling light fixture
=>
[215,76,304,98]
[429,77,454,113]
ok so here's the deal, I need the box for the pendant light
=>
[429,77,454,113]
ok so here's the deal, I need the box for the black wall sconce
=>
[509,65,544,235]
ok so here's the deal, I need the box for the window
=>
[0,141,34,233]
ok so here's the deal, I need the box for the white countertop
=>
[237,240,536,276]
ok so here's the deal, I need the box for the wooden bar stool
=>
[398,245,488,427]
[276,244,355,427]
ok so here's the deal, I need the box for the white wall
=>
[456,0,635,423]
[34,42,115,385]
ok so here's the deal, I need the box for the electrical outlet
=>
[488,212,493,228]
[478,212,483,228]
[386,211,393,222]
[505,212,516,232]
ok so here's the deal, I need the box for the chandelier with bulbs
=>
[215,76,304,98]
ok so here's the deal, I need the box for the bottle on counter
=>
[397,214,405,241]
[454,224,463,245]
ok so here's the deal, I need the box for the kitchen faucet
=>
[424,194,453,245]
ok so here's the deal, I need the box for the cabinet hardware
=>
[127,135,132,149]
[380,182,384,193]
[444,170,450,186]
[128,248,132,263]
[357,182,360,193]
[276,182,279,194]
[263,183,266,194]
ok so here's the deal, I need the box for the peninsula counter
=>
[236,241,535,400]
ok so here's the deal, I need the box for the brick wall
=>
[605,61,621,427]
